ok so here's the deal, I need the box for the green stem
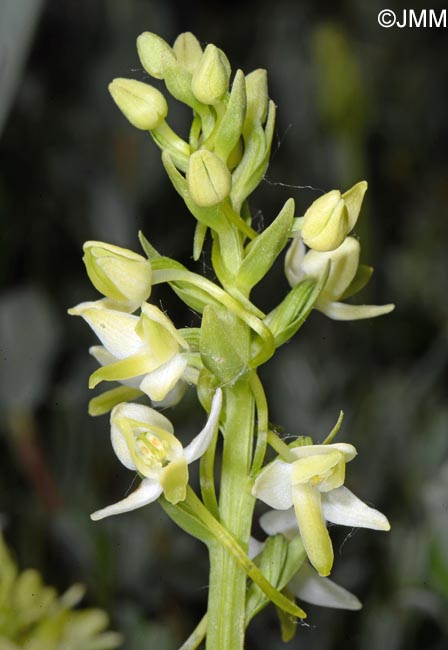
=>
[179,615,207,650]
[206,380,255,650]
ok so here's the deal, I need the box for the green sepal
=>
[340,263,373,300]
[138,230,161,260]
[162,152,228,233]
[88,386,144,416]
[178,327,201,350]
[246,535,306,623]
[200,305,249,384]
[265,262,329,346]
[214,70,246,163]
[276,587,299,642]
[193,222,208,260]
[236,198,294,291]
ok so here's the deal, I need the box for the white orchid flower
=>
[252,443,390,576]
[68,300,189,402]
[83,241,152,313]
[91,388,222,520]
[249,537,361,610]
[285,236,394,320]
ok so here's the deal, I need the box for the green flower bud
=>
[187,150,232,207]
[191,44,231,105]
[173,32,203,73]
[108,78,168,131]
[83,241,151,311]
[301,181,368,252]
[301,190,349,252]
[136,32,177,79]
[245,69,268,125]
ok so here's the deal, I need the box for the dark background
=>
[1,0,447,648]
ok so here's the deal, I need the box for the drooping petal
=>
[292,483,333,577]
[252,460,294,510]
[290,562,362,610]
[321,486,391,530]
[184,388,222,463]
[139,353,188,401]
[89,351,160,388]
[318,301,395,321]
[259,507,298,536]
[89,345,143,388]
[90,478,162,520]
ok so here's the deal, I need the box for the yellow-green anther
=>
[109,78,168,131]
[136,32,177,79]
[83,241,151,311]
[301,190,349,252]
[245,69,268,126]
[173,32,203,73]
[191,44,231,105]
[342,180,368,230]
[187,149,232,207]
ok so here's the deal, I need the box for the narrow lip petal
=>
[90,478,162,520]
[259,507,298,536]
[184,388,222,464]
[321,486,391,530]
[293,483,334,576]
[252,460,294,509]
[290,562,362,610]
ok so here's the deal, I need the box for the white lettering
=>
[396,9,408,28]
[429,9,446,28]
[409,9,427,28]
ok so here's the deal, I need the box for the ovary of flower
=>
[285,236,394,321]
[91,388,222,520]
[252,443,390,577]
[68,300,189,402]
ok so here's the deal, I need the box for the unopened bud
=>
[245,69,268,125]
[136,32,177,79]
[191,44,230,105]
[301,190,349,252]
[83,241,151,311]
[173,32,203,74]
[187,150,232,207]
[109,78,167,131]
[342,181,368,230]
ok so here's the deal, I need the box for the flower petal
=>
[184,388,222,464]
[322,486,390,530]
[292,483,333,576]
[259,507,298,536]
[89,345,143,388]
[252,460,294,510]
[291,443,357,463]
[290,562,362,610]
[70,303,143,358]
[90,478,162,520]
[139,354,188,401]
[318,301,395,321]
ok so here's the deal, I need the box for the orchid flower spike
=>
[285,236,394,321]
[91,388,222,520]
[68,301,190,402]
[252,443,390,576]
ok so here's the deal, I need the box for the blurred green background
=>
[1,0,447,648]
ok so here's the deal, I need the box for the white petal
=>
[153,380,188,408]
[248,537,265,560]
[139,354,187,401]
[110,402,174,469]
[290,562,362,610]
[322,486,390,530]
[252,460,294,509]
[90,478,162,520]
[318,301,395,321]
[184,388,222,464]
[285,235,307,286]
[259,508,298,536]
[72,303,143,358]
